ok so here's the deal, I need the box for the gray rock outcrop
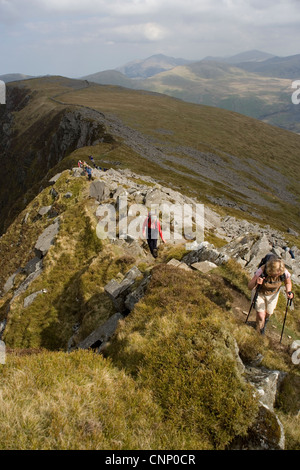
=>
[3,268,22,294]
[23,289,47,308]
[75,312,123,352]
[182,241,229,267]
[89,180,110,202]
[104,266,142,312]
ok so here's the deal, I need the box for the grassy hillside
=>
[37,77,300,233]
[0,250,299,449]
[136,61,299,132]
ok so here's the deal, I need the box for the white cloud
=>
[0,0,299,76]
[144,23,167,41]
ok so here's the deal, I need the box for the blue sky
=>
[1,0,300,77]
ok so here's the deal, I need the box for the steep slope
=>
[0,77,115,234]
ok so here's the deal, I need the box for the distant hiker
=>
[142,211,165,258]
[248,256,294,335]
[86,167,92,181]
[89,155,94,163]
[283,246,296,259]
[78,160,83,168]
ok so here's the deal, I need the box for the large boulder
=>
[34,220,60,258]
[246,234,272,273]
[2,268,22,294]
[229,405,285,450]
[218,233,272,273]
[23,257,43,276]
[89,180,110,202]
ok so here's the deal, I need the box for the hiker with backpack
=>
[248,255,294,335]
[142,211,165,258]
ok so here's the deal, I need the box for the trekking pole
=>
[280,297,293,344]
[245,284,261,324]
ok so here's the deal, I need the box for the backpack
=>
[258,253,285,281]
[257,253,278,269]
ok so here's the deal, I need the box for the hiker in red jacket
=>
[142,211,165,258]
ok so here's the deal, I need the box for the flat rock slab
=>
[191,260,218,273]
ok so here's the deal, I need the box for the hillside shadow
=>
[39,262,114,350]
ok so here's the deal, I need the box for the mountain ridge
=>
[1,76,300,236]
[0,75,299,450]
[0,163,299,449]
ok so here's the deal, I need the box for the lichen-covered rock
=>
[229,405,285,450]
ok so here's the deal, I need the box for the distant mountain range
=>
[82,50,284,81]
[115,53,193,79]
[0,73,34,83]
[213,49,276,64]
[233,53,300,79]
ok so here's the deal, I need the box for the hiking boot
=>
[260,316,270,335]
